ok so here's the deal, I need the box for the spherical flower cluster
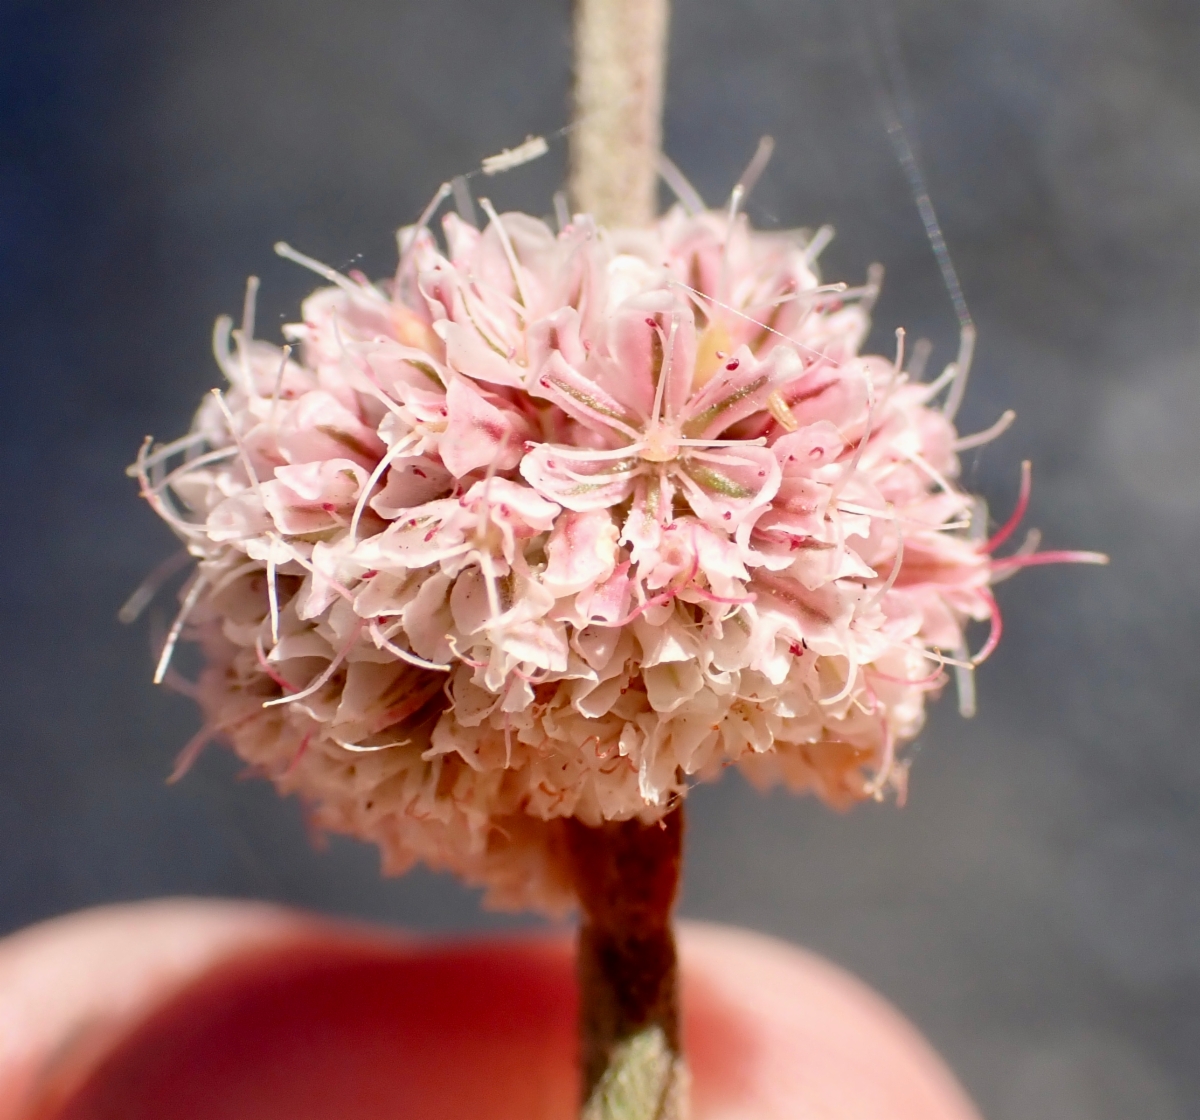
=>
[137,203,1029,910]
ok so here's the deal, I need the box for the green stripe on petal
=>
[684,464,754,499]
[682,374,769,437]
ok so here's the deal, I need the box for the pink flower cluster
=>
[136,203,1075,910]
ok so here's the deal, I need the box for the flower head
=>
[134,200,1103,911]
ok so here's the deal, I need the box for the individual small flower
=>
[133,198,1105,911]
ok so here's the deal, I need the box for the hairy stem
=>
[566,806,687,1120]
[569,0,670,228]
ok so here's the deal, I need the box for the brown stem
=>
[565,806,687,1120]
[569,0,671,228]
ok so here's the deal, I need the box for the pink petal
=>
[276,391,385,468]
[773,421,845,474]
[440,378,529,478]
[605,292,697,422]
[621,474,673,562]
[261,459,368,535]
[676,445,781,527]
[752,572,854,647]
[781,361,869,433]
[530,351,639,438]
[576,561,633,625]
[526,306,588,374]
[519,444,639,512]
[681,346,798,440]
[370,455,453,517]
[437,320,523,388]
[542,510,620,597]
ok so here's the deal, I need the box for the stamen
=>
[212,315,239,386]
[829,365,875,503]
[732,135,775,207]
[954,409,1016,452]
[656,152,705,215]
[818,653,860,707]
[370,620,452,672]
[339,738,411,753]
[125,431,208,478]
[862,262,885,313]
[267,534,358,606]
[266,547,280,644]
[268,345,293,429]
[952,639,976,717]
[917,357,959,403]
[942,322,977,422]
[668,279,838,368]
[907,337,933,381]
[166,726,215,785]
[207,558,262,598]
[650,314,678,426]
[398,181,453,257]
[237,275,260,389]
[211,389,266,507]
[119,549,192,624]
[478,198,531,310]
[675,436,768,449]
[553,190,571,232]
[146,445,238,496]
[970,591,1003,666]
[861,504,904,612]
[899,449,969,507]
[283,732,312,777]
[755,281,847,311]
[255,633,297,692]
[349,432,420,540]
[986,460,1031,553]
[835,501,970,532]
[863,728,896,799]
[451,175,479,228]
[262,621,363,708]
[153,575,208,685]
[989,550,1109,572]
[866,663,945,688]
[530,442,642,463]
[920,648,975,671]
[802,225,835,265]
[274,242,387,302]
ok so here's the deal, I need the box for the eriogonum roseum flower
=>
[134,201,1103,911]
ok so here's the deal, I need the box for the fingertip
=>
[681,923,982,1120]
[0,904,981,1120]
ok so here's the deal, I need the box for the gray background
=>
[2,1,1197,1116]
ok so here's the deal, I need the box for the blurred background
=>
[2,0,1197,1115]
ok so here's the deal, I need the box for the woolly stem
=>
[569,0,670,228]
[565,806,687,1120]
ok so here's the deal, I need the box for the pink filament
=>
[986,461,1031,553]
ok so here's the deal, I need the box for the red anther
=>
[726,358,740,370]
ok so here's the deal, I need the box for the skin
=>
[0,900,982,1120]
